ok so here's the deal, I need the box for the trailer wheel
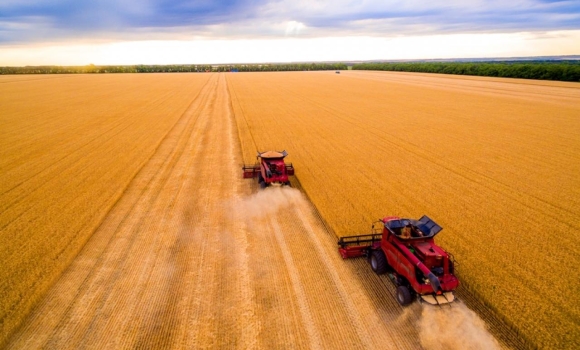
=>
[260,181,267,189]
[396,286,413,306]
[370,250,388,275]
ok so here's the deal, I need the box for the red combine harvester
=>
[242,150,294,188]
[338,215,459,306]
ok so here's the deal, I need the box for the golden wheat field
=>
[0,71,577,349]
[0,73,211,345]
[228,70,580,349]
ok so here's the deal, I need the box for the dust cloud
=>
[418,301,501,350]
[230,187,501,350]
[230,186,305,220]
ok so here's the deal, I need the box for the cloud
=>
[285,21,306,36]
[0,0,579,44]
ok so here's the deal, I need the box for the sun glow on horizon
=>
[1,30,580,66]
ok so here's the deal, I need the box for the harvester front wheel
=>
[370,250,388,275]
[396,286,413,306]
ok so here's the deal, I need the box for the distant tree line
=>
[352,61,580,82]
[0,64,206,74]
[219,63,347,72]
[0,63,347,75]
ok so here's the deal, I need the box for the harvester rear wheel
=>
[370,250,388,275]
[258,173,267,189]
[396,286,413,306]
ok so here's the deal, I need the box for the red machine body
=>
[338,215,459,306]
[242,150,294,188]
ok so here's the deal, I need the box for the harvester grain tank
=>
[242,150,294,188]
[338,215,459,306]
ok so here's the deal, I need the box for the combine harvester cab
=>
[242,150,294,188]
[338,215,459,306]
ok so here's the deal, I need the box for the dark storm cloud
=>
[1,0,579,43]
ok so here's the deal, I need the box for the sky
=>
[1,0,579,65]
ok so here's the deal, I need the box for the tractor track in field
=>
[6,72,514,349]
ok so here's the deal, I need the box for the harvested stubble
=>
[0,73,211,346]
[227,70,580,349]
